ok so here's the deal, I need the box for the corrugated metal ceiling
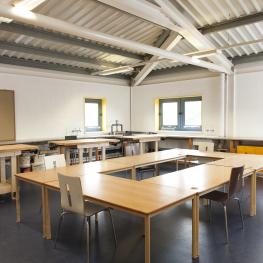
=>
[0,0,262,77]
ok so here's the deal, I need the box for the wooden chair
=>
[44,154,66,170]
[202,166,245,242]
[55,174,117,262]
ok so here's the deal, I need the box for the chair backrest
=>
[44,154,66,170]
[57,173,85,215]
[228,166,244,198]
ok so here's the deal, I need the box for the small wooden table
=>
[50,138,119,165]
[0,144,38,198]
[122,134,161,154]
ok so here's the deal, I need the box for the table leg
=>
[11,155,17,199]
[154,164,159,176]
[154,141,159,152]
[89,148,93,162]
[139,142,144,154]
[188,138,193,149]
[60,146,70,165]
[96,148,99,161]
[16,177,21,223]
[250,171,257,216]
[78,148,84,164]
[131,167,136,180]
[0,157,6,183]
[41,186,51,239]
[101,147,106,160]
[192,194,199,259]
[144,215,150,263]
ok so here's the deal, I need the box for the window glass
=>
[84,98,102,131]
[162,102,178,126]
[159,97,202,131]
[184,100,201,127]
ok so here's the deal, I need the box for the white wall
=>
[234,62,263,138]
[0,66,130,140]
[132,75,225,136]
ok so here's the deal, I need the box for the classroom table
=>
[14,148,263,262]
[15,171,197,263]
[105,149,186,179]
[49,138,119,165]
[0,144,38,198]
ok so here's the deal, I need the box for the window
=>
[159,97,202,131]
[85,98,102,131]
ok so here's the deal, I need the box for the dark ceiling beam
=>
[0,40,121,68]
[232,52,263,65]
[0,22,144,61]
[199,11,263,34]
[0,55,129,80]
[148,64,201,77]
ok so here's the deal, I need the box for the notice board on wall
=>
[0,90,15,141]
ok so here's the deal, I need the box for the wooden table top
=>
[145,164,235,194]
[0,144,38,153]
[178,149,236,159]
[15,159,130,183]
[208,154,263,171]
[105,150,185,167]
[45,174,195,216]
[146,163,254,195]
[49,138,119,146]
[121,134,161,141]
[62,160,132,174]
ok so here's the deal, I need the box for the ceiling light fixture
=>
[13,0,46,10]
[92,66,134,76]
[0,0,46,23]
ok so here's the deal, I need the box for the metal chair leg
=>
[223,205,229,243]
[108,209,117,247]
[208,200,212,223]
[235,198,244,229]
[86,217,91,263]
[80,216,86,244]
[54,211,67,248]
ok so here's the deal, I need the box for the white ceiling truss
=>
[0,0,261,85]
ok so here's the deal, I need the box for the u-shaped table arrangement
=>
[15,148,263,263]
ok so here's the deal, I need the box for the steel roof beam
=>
[232,52,263,65]
[0,40,121,68]
[200,11,263,35]
[0,55,129,79]
[132,32,182,86]
[0,22,144,61]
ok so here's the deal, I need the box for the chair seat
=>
[202,190,228,203]
[84,201,106,217]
